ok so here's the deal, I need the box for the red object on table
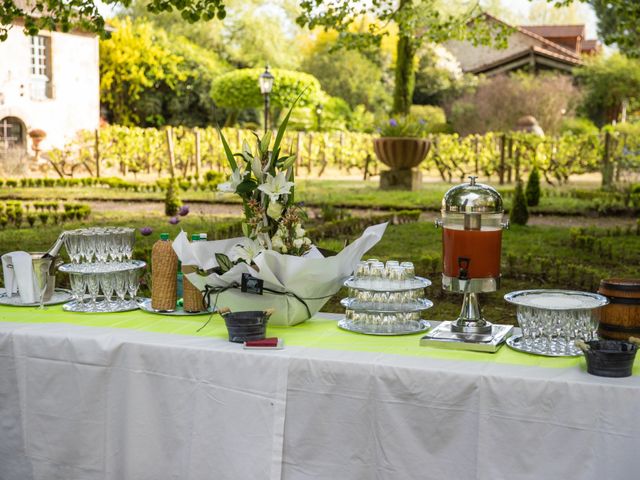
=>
[245,337,280,348]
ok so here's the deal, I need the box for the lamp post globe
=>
[259,65,274,133]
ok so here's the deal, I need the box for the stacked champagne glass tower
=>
[339,259,433,335]
[59,227,146,313]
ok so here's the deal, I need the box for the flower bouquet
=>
[172,100,386,326]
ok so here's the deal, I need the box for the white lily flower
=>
[271,234,286,252]
[267,201,284,220]
[293,238,304,249]
[257,172,294,202]
[251,157,264,182]
[217,169,244,193]
[303,237,312,245]
[294,223,305,238]
[230,237,264,263]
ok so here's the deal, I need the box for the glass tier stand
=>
[59,260,146,313]
[339,275,433,335]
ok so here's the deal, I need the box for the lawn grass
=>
[0,203,638,324]
[1,179,637,216]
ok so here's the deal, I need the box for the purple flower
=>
[418,119,426,125]
[178,205,190,216]
[140,226,153,236]
[389,118,398,127]
[169,216,180,225]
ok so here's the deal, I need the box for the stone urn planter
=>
[373,137,430,190]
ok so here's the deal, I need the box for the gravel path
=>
[89,200,637,228]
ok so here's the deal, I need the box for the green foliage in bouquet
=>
[510,181,530,226]
[525,166,541,207]
[217,95,312,265]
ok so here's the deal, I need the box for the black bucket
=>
[221,309,272,343]
[584,340,638,378]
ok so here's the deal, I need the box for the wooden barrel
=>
[598,279,640,340]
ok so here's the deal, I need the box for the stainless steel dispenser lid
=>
[442,176,503,213]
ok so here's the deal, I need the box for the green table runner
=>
[0,305,637,374]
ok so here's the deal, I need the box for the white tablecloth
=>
[1,319,639,480]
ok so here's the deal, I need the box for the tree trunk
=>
[393,33,416,115]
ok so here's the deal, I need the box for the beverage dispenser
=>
[421,176,513,352]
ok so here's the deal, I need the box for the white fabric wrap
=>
[1,251,37,303]
[172,223,387,326]
[1,320,640,480]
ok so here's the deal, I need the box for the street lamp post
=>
[315,103,324,131]
[258,65,274,134]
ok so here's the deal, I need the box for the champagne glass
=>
[127,267,141,305]
[114,270,127,308]
[86,273,100,311]
[100,272,115,311]
[69,272,86,309]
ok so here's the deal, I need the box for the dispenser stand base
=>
[420,321,513,353]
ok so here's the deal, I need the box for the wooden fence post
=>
[166,127,176,178]
[602,131,613,189]
[307,133,313,174]
[94,129,101,178]
[499,134,506,185]
[194,129,201,180]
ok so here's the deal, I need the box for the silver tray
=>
[0,288,72,307]
[137,297,213,316]
[63,299,139,313]
[506,334,583,357]
[504,289,608,311]
[338,318,431,336]
[59,260,146,275]
[420,322,513,353]
[344,276,431,292]
[340,297,433,313]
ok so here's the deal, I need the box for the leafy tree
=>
[296,1,511,115]
[413,43,476,107]
[100,18,227,127]
[300,34,391,111]
[122,0,303,69]
[587,1,640,58]
[574,54,640,126]
[525,166,541,207]
[0,0,228,41]
[510,181,529,226]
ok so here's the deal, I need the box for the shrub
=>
[450,73,580,135]
[14,210,22,228]
[26,214,37,227]
[164,179,182,216]
[525,166,541,207]
[510,182,529,226]
[560,117,599,135]
[204,170,224,183]
[6,179,17,188]
[0,216,7,228]
[38,212,49,225]
[211,68,322,111]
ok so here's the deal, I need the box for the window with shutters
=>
[30,35,52,100]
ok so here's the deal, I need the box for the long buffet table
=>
[1,306,639,480]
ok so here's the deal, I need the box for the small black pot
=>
[584,340,638,378]
[220,309,273,343]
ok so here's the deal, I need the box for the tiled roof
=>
[521,25,586,38]
[469,45,582,75]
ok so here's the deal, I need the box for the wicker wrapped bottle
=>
[151,233,178,311]
[183,234,205,313]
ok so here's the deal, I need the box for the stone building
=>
[0,14,99,154]
[445,14,600,77]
